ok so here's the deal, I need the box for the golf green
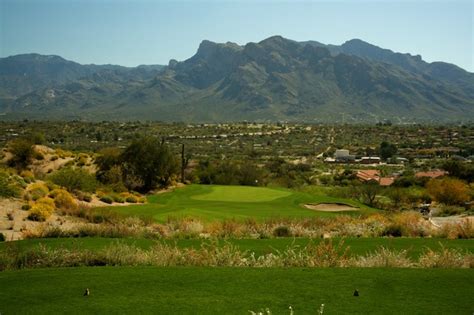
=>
[99,185,374,222]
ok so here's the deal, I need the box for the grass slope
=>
[100,185,374,222]
[3,237,473,258]
[1,267,473,314]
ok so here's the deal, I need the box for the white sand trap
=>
[304,203,359,212]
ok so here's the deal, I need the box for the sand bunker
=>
[304,203,359,212]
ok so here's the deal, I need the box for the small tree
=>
[426,177,470,206]
[356,181,380,206]
[379,141,397,161]
[120,137,179,192]
[48,167,97,192]
[7,138,35,170]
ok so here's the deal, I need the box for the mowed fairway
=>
[1,267,473,314]
[101,185,372,222]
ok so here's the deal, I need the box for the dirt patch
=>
[304,203,359,212]
[0,198,85,241]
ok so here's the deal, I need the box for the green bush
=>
[100,195,114,204]
[34,151,44,160]
[112,195,125,203]
[27,182,49,201]
[48,167,97,192]
[273,226,291,237]
[28,202,54,221]
[21,204,31,210]
[0,171,21,198]
[382,225,403,237]
[436,205,465,217]
[0,233,5,242]
[75,191,92,202]
[125,196,138,203]
[7,138,35,170]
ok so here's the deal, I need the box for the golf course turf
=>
[1,267,473,314]
[99,185,375,222]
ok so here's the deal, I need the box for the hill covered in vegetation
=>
[1,36,473,123]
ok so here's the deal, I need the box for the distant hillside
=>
[1,37,473,123]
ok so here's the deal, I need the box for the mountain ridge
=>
[1,36,473,123]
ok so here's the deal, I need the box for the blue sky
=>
[1,0,472,71]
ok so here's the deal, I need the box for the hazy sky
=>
[1,0,473,71]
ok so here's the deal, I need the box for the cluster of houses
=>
[325,149,448,187]
[324,149,408,164]
[324,149,382,164]
[355,169,447,186]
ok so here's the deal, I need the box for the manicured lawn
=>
[3,237,473,258]
[99,185,375,222]
[0,267,472,314]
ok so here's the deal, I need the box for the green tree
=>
[379,141,397,161]
[95,147,122,183]
[7,138,35,170]
[426,177,470,206]
[120,137,179,192]
[48,167,97,192]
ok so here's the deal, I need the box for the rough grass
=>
[2,237,473,259]
[99,185,375,222]
[0,267,473,314]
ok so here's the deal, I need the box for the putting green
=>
[98,185,375,222]
[191,185,292,202]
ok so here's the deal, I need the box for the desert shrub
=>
[26,182,49,201]
[419,246,472,268]
[48,167,97,192]
[51,189,77,210]
[28,202,54,221]
[50,155,58,161]
[435,205,465,217]
[55,149,73,158]
[75,191,92,202]
[34,151,44,160]
[75,153,89,166]
[0,171,21,198]
[0,233,5,242]
[21,204,31,210]
[7,138,35,170]
[36,197,55,207]
[353,247,413,267]
[427,177,470,205]
[381,225,403,237]
[273,226,291,237]
[125,196,138,203]
[436,219,474,239]
[111,194,125,203]
[20,170,35,183]
[100,195,114,204]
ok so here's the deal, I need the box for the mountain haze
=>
[1,37,473,123]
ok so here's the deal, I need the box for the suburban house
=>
[356,169,395,186]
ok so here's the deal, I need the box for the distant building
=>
[356,169,395,186]
[335,149,350,158]
[334,149,355,163]
[359,157,381,164]
[415,170,447,179]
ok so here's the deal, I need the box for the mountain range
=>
[1,36,473,123]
